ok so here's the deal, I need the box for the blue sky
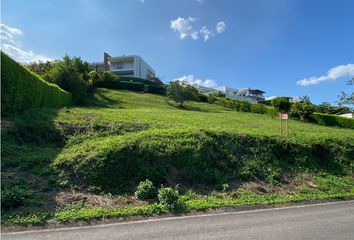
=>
[1,0,353,104]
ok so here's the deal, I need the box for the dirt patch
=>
[241,182,269,194]
[1,120,15,129]
[55,121,150,136]
[56,190,146,209]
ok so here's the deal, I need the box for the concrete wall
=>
[132,56,155,79]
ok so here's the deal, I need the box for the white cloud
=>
[200,26,214,42]
[0,23,53,63]
[0,23,22,44]
[297,64,354,86]
[216,21,226,34]
[173,75,217,88]
[170,17,198,40]
[2,44,53,63]
[170,18,226,42]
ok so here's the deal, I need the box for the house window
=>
[116,63,123,69]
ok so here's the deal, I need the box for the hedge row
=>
[311,112,354,129]
[53,129,353,193]
[216,98,277,117]
[96,80,165,95]
[1,52,72,114]
[119,76,163,87]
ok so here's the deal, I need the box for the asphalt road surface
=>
[2,200,354,240]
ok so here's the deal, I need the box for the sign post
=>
[279,113,288,136]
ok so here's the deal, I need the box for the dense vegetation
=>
[53,128,353,193]
[271,97,291,113]
[1,52,72,114]
[1,88,353,227]
[1,55,353,227]
[166,80,199,107]
[96,76,166,95]
[311,112,354,129]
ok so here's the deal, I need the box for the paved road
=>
[2,200,354,240]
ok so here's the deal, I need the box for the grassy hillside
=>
[57,89,353,140]
[1,52,72,114]
[2,88,353,226]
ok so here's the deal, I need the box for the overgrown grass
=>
[2,89,353,227]
[2,174,352,226]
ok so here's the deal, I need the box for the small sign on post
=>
[279,113,288,135]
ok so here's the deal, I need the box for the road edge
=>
[2,196,353,233]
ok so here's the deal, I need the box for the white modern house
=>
[193,84,266,103]
[214,86,265,103]
[94,52,156,79]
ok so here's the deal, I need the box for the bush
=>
[216,98,251,112]
[97,80,145,92]
[311,112,354,129]
[135,179,157,200]
[1,187,27,209]
[158,187,180,212]
[145,85,166,95]
[271,97,291,113]
[250,104,267,114]
[197,93,209,103]
[52,130,354,194]
[265,106,278,117]
[44,55,91,103]
[89,71,118,91]
[1,52,72,114]
[119,76,163,87]
[290,101,316,121]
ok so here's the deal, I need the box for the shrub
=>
[1,187,27,209]
[311,112,354,129]
[239,101,251,112]
[1,52,72,114]
[97,81,145,92]
[265,106,278,117]
[290,101,316,121]
[158,187,180,212]
[198,93,209,103]
[145,85,166,95]
[44,55,90,103]
[119,76,163,87]
[271,97,291,113]
[135,179,157,200]
[52,130,354,194]
[216,98,251,112]
[250,104,267,114]
[89,71,118,91]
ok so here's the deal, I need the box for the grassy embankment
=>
[2,89,353,226]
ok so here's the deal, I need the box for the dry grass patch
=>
[56,190,146,209]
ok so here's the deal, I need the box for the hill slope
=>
[2,88,353,226]
[58,88,353,140]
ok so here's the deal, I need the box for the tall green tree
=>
[166,81,199,107]
[338,78,354,107]
[290,97,316,121]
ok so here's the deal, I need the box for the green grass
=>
[55,89,354,141]
[2,174,353,225]
[1,88,353,227]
